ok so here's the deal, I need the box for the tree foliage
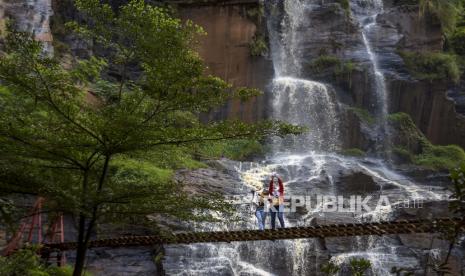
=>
[0,0,303,274]
[419,0,463,34]
[0,247,78,276]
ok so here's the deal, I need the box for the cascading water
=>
[350,0,389,152]
[163,0,450,275]
[271,77,340,152]
[267,0,341,153]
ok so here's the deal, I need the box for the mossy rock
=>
[392,146,414,164]
[308,55,358,81]
[388,112,428,154]
[349,107,375,125]
[388,112,465,170]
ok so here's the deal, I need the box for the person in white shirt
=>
[251,189,269,230]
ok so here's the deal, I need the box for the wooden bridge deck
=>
[42,218,465,252]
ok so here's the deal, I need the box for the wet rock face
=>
[66,247,161,276]
[367,2,465,149]
[389,79,465,148]
[1,0,54,54]
[275,0,464,150]
[175,163,243,196]
[177,4,272,123]
[380,3,443,52]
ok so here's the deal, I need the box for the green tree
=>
[433,163,465,276]
[0,1,303,275]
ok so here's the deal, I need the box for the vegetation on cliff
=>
[419,0,463,34]
[348,107,375,125]
[399,0,465,83]
[307,55,357,85]
[398,51,462,83]
[388,112,465,169]
[196,139,264,160]
[249,35,268,57]
[0,0,303,275]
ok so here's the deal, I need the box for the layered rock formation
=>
[176,2,272,122]
[1,0,54,54]
[3,0,463,148]
[291,0,465,150]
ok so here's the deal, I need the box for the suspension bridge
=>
[40,217,464,253]
[2,197,464,263]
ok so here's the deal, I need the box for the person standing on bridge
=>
[252,189,269,230]
[268,174,285,229]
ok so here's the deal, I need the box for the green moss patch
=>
[388,112,465,170]
[308,55,358,80]
[349,107,375,125]
[309,55,341,73]
[414,144,465,169]
[249,35,268,57]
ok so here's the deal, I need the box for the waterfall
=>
[267,0,341,154]
[350,0,390,153]
[271,77,340,152]
[162,1,449,275]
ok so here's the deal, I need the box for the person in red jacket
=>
[268,174,285,229]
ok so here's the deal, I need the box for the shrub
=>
[414,144,465,169]
[392,146,414,163]
[196,139,264,161]
[349,107,375,125]
[249,35,268,57]
[388,112,465,170]
[449,26,465,55]
[419,0,462,34]
[309,55,342,73]
[112,157,174,184]
[398,51,462,83]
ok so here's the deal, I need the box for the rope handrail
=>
[42,217,465,252]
